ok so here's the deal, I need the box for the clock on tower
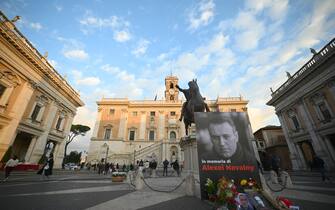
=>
[165,75,179,101]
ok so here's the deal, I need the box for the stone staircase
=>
[134,142,163,162]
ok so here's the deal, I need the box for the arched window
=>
[170,83,174,88]
[170,131,176,140]
[170,95,174,100]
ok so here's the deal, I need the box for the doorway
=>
[11,132,33,162]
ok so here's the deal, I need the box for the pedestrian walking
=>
[171,160,180,176]
[163,159,169,176]
[37,153,54,179]
[313,155,330,182]
[3,155,19,181]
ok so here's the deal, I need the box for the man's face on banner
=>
[209,121,238,158]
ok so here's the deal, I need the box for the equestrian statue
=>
[176,79,210,136]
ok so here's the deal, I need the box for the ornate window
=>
[288,109,300,131]
[129,130,135,141]
[104,128,111,139]
[170,131,176,140]
[150,111,155,116]
[55,111,66,131]
[0,84,5,99]
[149,130,155,141]
[311,93,333,123]
[170,111,176,116]
[30,95,48,123]
[31,104,41,121]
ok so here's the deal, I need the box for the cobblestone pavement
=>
[0,170,334,210]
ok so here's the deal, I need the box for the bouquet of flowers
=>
[205,177,238,209]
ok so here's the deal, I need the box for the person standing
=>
[37,153,54,179]
[172,160,180,176]
[163,159,169,176]
[313,155,330,182]
[3,155,19,181]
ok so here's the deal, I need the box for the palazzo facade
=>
[87,75,249,165]
[0,12,83,168]
[267,38,335,171]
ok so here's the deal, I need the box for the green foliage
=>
[1,146,12,163]
[64,151,81,164]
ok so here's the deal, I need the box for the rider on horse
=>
[176,82,192,122]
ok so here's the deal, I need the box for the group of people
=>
[87,161,134,175]
[163,159,180,176]
[3,153,54,181]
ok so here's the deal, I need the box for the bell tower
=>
[165,75,179,101]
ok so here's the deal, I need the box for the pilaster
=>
[139,111,146,140]
[92,107,102,138]
[0,82,34,160]
[277,112,301,170]
[29,101,58,163]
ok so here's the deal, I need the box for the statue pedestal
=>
[179,134,200,197]
[179,135,199,177]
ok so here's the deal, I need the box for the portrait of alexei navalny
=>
[195,112,255,164]
[195,112,261,199]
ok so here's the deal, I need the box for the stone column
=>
[54,113,74,168]
[158,111,165,140]
[0,82,34,160]
[277,112,301,170]
[29,101,58,163]
[323,136,335,170]
[139,111,146,140]
[24,136,38,163]
[91,107,102,138]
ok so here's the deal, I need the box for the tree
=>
[64,151,82,164]
[62,124,90,168]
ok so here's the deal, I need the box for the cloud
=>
[233,11,265,51]
[64,49,89,60]
[187,0,215,30]
[246,0,289,21]
[55,5,63,12]
[79,13,132,42]
[132,39,150,57]
[79,15,129,28]
[76,77,101,86]
[29,22,42,31]
[113,30,131,42]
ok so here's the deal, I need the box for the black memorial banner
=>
[195,112,261,200]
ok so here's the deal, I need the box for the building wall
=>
[267,38,335,171]
[87,77,250,165]
[0,12,83,168]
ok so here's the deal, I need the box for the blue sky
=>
[1,0,334,152]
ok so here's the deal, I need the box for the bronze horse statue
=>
[177,79,210,135]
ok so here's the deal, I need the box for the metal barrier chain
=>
[141,177,186,193]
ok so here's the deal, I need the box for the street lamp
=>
[103,143,109,163]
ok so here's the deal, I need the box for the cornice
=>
[0,12,84,108]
